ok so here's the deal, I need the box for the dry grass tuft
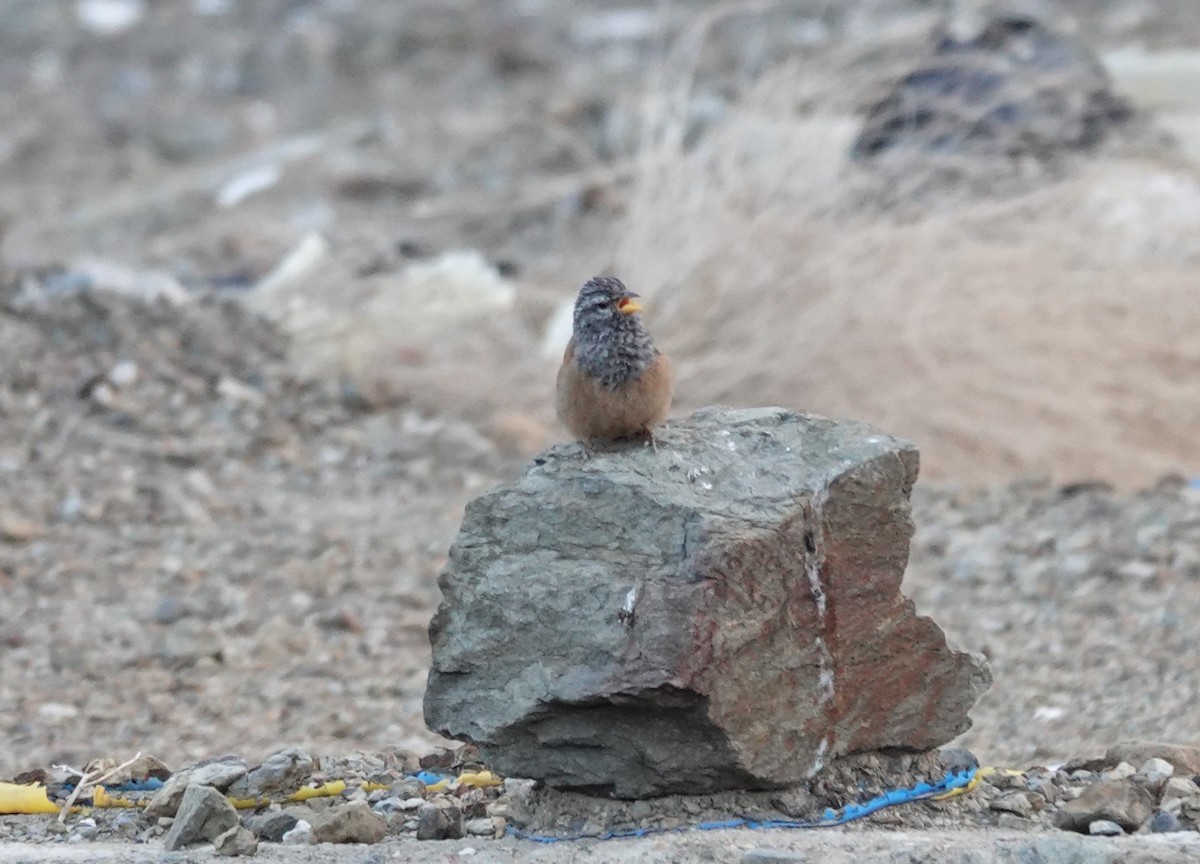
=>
[617,20,1200,485]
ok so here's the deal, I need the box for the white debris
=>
[76,0,145,35]
[217,161,282,207]
[107,359,138,388]
[253,232,331,300]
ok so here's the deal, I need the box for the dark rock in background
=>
[425,407,990,798]
[853,12,1130,171]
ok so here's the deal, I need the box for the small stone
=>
[989,792,1034,818]
[744,852,808,864]
[996,813,1035,830]
[1149,810,1184,833]
[76,0,145,35]
[68,818,98,842]
[227,749,314,800]
[1107,762,1136,780]
[37,702,78,723]
[213,825,258,857]
[416,804,449,841]
[281,819,312,845]
[146,758,248,818]
[1088,819,1124,836]
[191,759,251,789]
[1029,777,1058,804]
[938,747,979,774]
[1105,742,1200,775]
[107,359,138,388]
[371,797,403,817]
[1181,795,1200,821]
[216,376,265,406]
[0,513,45,544]
[463,817,494,836]
[310,801,386,845]
[243,809,298,842]
[1139,758,1175,780]
[388,779,424,800]
[416,801,464,841]
[162,785,239,851]
[110,810,142,838]
[1162,777,1200,802]
[1055,779,1154,833]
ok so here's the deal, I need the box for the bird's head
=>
[570,276,657,388]
[573,276,644,333]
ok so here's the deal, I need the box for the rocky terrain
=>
[1,0,1199,861]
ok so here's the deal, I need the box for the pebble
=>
[213,825,258,857]
[744,852,808,864]
[1055,779,1154,833]
[146,757,248,817]
[988,792,1034,818]
[371,797,403,817]
[0,512,46,543]
[107,359,138,388]
[310,801,387,845]
[388,778,424,800]
[76,0,145,35]
[1088,819,1124,836]
[463,817,495,837]
[281,819,312,845]
[416,801,464,841]
[110,810,142,838]
[1107,762,1136,780]
[1105,742,1200,775]
[996,814,1035,830]
[68,818,99,843]
[1139,757,1175,780]
[1149,810,1184,833]
[163,785,239,851]
[227,748,314,799]
[243,809,298,842]
[1162,777,1200,802]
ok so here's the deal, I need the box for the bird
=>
[556,276,673,445]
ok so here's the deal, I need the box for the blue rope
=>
[61,778,165,794]
[506,766,977,843]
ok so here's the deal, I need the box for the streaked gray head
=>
[571,276,658,390]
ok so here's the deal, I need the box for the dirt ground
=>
[1,0,1199,859]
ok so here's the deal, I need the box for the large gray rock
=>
[424,407,990,798]
[162,784,239,850]
[1056,779,1155,833]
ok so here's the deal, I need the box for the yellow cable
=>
[0,783,60,815]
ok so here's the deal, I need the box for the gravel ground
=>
[1,1,1199,860]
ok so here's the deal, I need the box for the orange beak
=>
[617,295,643,314]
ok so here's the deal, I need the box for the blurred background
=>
[1,0,1198,777]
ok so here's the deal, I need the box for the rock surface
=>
[162,784,240,851]
[1056,779,1155,833]
[145,758,248,818]
[1105,743,1200,776]
[213,825,259,857]
[243,810,300,843]
[226,749,315,800]
[853,12,1130,166]
[425,407,991,797]
[309,801,387,845]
